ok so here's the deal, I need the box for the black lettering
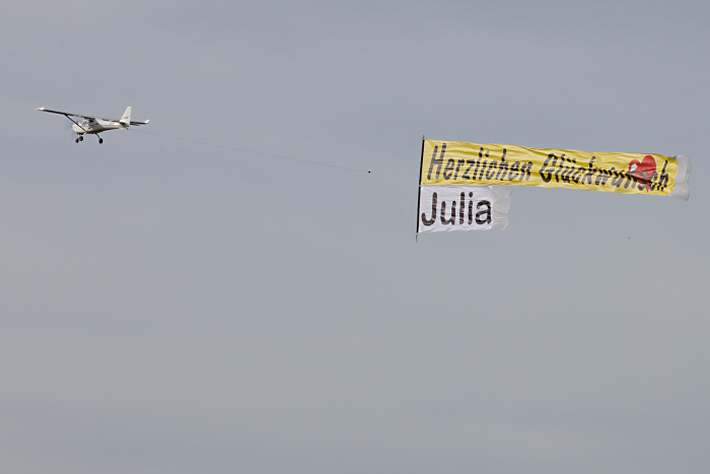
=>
[459,192,465,224]
[596,167,612,186]
[468,192,473,224]
[496,161,508,181]
[426,144,446,180]
[495,149,508,180]
[521,162,533,180]
[569,158,583,184]
[554,154,564,183]
[473,148,490,181]
[559,155,581,184]
[462,159,475,180]
[421,192,437,226]
[658,160,669,190]
[559,155,571,183]
[453,159,465,180]
[611,167,625,188]
[636,169,649,191]
[485,160,498,180]
[623,170,637,189]
[476,159,487,180]
[540,153,555,183]
[472,148,486,180]
[475,201,492,225]
[440,200,456,225]
[509,161,520,181]
[582,157,596,185]
[443,159,455,180]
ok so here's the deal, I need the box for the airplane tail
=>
[120,106,132,126]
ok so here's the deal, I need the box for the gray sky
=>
[2,1,709,473]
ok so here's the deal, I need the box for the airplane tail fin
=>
[120,106,132,126]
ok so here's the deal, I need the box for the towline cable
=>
[129,128,372,174]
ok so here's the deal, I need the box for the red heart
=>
[628,155,657,191]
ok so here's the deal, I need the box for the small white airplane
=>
[36,106,149,144]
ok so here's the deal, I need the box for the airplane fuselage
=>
[72,119,127,135]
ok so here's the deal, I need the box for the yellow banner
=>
[420,140,690,199]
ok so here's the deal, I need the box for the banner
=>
[420,140,691,200]
[417,186,511,233]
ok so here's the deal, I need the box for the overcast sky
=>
[2,1,709,473]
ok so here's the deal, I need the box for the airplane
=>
[36,106,149,144]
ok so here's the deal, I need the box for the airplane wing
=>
[36,107,95,120]
[130,120,149,126]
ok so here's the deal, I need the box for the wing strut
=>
[64,115,88,133]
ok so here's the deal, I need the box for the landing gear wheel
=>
[79,135,84,141]
[75,137,80,143]
[98,138,104,144]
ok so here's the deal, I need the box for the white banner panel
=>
[417,186,511,233]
